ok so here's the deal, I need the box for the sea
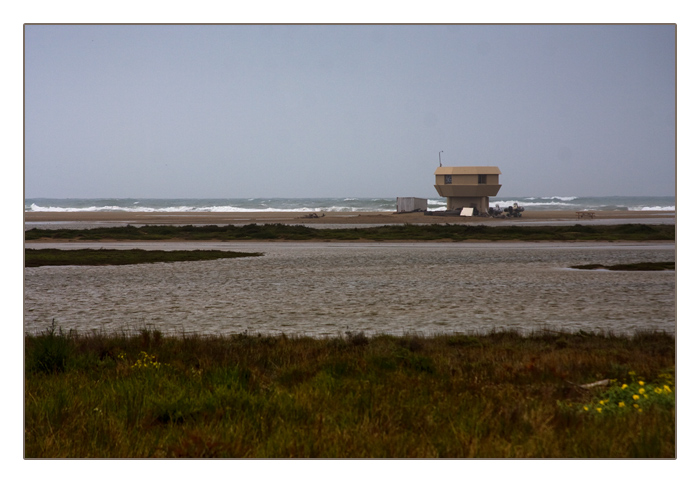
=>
[24,196,676,213]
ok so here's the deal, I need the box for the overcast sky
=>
[24,24,676,199]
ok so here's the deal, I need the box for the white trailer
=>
[396,197,428,212]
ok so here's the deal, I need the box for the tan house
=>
[434,166,502,213]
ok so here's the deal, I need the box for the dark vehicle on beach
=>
[488,202,524,218]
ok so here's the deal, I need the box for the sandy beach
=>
[24,209,675,227]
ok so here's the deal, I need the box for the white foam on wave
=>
[541,196,578,201]
[427,199,447,211]
[28,197,672,214]
[28,203,144,212]
[491,200,573,207]
[322,206,393,212]
[27,203,395,213]
[524,196,578,201]
[630,206,675,212]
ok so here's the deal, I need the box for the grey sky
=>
[24,24,676,198]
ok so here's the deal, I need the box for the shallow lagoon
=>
[24,241,675,337]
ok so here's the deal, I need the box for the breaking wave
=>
[25,196,675,213]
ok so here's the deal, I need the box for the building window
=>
[478,174,487,184]
[445,175,452,184]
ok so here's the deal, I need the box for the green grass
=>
[25,248,262,267]
[24,223,676,242]
[25,327,675,458]
[570,262,675,271]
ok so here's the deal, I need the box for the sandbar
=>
[24,209,675,227]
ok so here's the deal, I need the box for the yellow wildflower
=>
[654,387,662,394]
[633,395,640,400]
[596,408,602,413]
[621,384,628,390]
[663,385,672,394]
[639,388,645,394]
[639,381,644,386]
[583,406,589,411]
[633,404,639,409]
[618,402,625,407]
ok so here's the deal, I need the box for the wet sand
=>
[24,209,675,226]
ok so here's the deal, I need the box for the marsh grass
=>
[570,262,675,271]
[24,248,262,267]
[24,328,675,458]
[25,223,675,242]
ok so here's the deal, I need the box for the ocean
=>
[25,196,676,213]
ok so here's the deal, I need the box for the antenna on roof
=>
[439,151,443,167]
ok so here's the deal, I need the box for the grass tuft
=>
[26,319,71,374]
